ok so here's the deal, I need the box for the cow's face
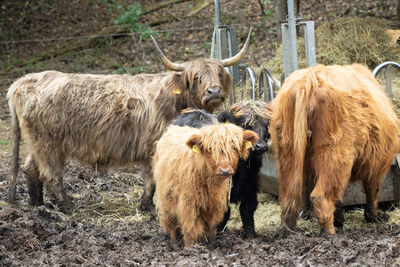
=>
[186,124,258,178]
[180,59,232,112]
[218,101,271,155]
[151,30,252,113]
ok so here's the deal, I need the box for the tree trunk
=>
[275,0,300,42]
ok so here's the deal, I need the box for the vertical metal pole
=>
[216,28,229,59]
[304,21,316,67]
[214,0,221,26]
[210,0,221,58]
[386,65,393,99]
[287,0,298,75]
[227,28,240,86]
[281,24,290,78]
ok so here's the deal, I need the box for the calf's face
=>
[218,110,270,155]
[186,126,258,177]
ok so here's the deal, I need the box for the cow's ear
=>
[223,71,233,95]
[186,134,202,153]
[217,111,235,124]
[241,130,258,158]
[169,73,185,94]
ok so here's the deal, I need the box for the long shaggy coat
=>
[154,124,258,248]
[269,64,399,234]
[7,63,232,212]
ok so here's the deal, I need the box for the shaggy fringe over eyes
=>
[198,124,245,162]
[182,59,225,91]
[230,100,272,126]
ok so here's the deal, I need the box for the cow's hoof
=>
[334,219,344,229]
[169,238,183,250]
[334,213,344,229]
[300,210,314,220]
[365,212,389,223]
[58,200,75,215]
[276,225,298,238]
[240,227,256,239]
[139,199,155,212]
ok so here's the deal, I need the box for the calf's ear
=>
[243,130,258,146]
[241,130,259,159]
[186,134,202,153]
[217,111,235,124]
[240,130,258,159]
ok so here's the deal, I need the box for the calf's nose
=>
[219,167,232,176]
[255,142,268,152]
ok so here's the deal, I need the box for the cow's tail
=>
[8,102,20,204]
[282,80,311,227]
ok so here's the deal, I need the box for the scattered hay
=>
[72,172,153,227]
[225,192,400,236]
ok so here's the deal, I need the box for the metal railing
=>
[372,61,400,99]
[226,66,276,104]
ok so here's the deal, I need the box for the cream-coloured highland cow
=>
[7,31,252,212]
[154,124,258,248]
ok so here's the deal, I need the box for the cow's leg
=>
[239,188,258,238]
[310,185,336,235]
[278,152,299,233]
[363,176,389,223]
[205,224,217,243]
[46,169,74,214]
[23,154,43,206]
[301,161,314,219]
[37,151,74,214]
[161,214,179,242]
[310,156,351,235]
[217,205,230,232]
[333,201,344,229]
[181,208,205,248]
[140,162,155,211]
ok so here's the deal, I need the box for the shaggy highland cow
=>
[269,64,399,235]
[7,31,252,212]
[217,100,272,237]
[153,124,258,248]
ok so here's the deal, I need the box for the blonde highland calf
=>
[153,124,258,248]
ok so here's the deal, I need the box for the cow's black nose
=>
[255,142,268,151]
[207,87,221,96]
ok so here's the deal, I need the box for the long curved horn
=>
[151,35,184,71]
[221,28,252,67]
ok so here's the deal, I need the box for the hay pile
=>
[266,17,400,76]
[261,17,400,113]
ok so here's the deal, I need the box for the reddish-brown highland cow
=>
[153,124,258,248]
[7,31,252,213]
[269,64,400,235]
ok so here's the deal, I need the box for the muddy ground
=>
[1,0,400,266]
[2,138,400,266]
